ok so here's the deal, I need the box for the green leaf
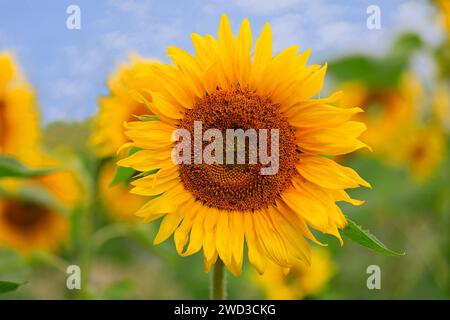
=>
[0,281,25,294]
[110,165,136,186]
[136,115,159,122]
[328,55,405,89]
[328,33,422,89]
[110,147,141,186]
[389,33,423,58]
[133,168,159,179]
[0,155,55,178]
[340,218,405,256]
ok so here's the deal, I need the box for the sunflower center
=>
[1,199,51,231]
[411,144,426,161]
[178,88,297,211]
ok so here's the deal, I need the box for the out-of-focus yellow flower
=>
[0,161,82,254]
[339,72,420,155]
[432,84,450,131]
[436,0,450,34]
[392,124,445,181]
[0,53,84,254]
[0,197,68,254]
[91,56,156,221]
[98,162,146,222]
[0,52,41,163]
[90,55,160,158]
[118,15,370,275]
[254,249,334,300]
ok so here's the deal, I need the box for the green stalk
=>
[77,158,102,299]
[210,258,226,300]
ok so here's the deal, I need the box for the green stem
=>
[78,204,92,299]
[211,258,226,300]
[77,158,102,299]
[91,224,132,250]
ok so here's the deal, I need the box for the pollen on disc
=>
[178,87,298,211]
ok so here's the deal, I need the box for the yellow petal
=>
[204,251,218,273]
[117,149,173,172]
[203,207,219,261]
[286,105,363,128]
[154,212,184,245]
[182,205,207,256]
[135,184,192,219]
[244,213,267,274]
[191,33,218,69]
[296,63,327,101]
[124,121,174,150]
[173,200,200,254]
[215,210,233,270]
[148,90,183,120]
[267,206,311,265]
[130,166,180,196]
[297,155,371,189]
[167,46,205,98]
[236,19,252,87]
[297,121,370,155]
[230,212,245,275]
[282,188,329,229]
[276,200,326,246]
[250,23,272,90]
[258,45,300,96]
[330,189,365,206]
[252,210,290,267]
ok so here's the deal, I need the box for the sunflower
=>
[91,56,155,220]
[0,196,68,254]
[436,0,450,34]
[338,72,420,155]
[0,159,83,254]
[118,15,370,275]
[392,124,445,181]
[0,52,41,163]
[432,84,450,131]
[0,53,82,254]
[254,249,334,299]
[99,162,146,221]
[90,55,160,158]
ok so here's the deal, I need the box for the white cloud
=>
[411,52,437,89]
[392,0,444,47]
[269,14,304,52]
[108,0,153,19]
[43,1,185,122]
[235,0,306,14]
[268,2,388,61]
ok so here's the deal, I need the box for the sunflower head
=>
[436,0,450,34]
[0,52,40,163]
[393,123,445,181]
[432,84,450,131]
[0,153,84,254]
[0,53,83,254]
[118,15,370,275]
[339,72,420,155]
[0,196,69,254]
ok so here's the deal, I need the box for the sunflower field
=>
[0,0,449,301]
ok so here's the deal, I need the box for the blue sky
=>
[0,0,444,123]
